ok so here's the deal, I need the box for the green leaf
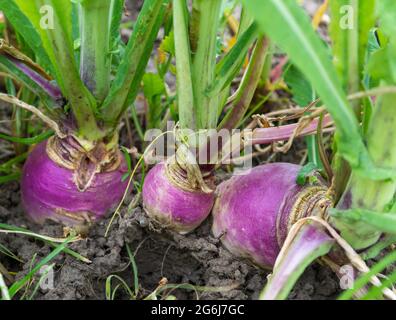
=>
[329,0,376,94]
[376,0,396,37]
[241,0,357,138]
[361,234,396,260]
[241,0,396,181]
[218,36,269,130]
[284,64,323,168]
[367,46,396,83]
[172,0,195,129]
[10,0,100,140]
[191,0,223,129]
[143,73,165,100]
[101,0,169,126]
[0,0,54,73]
[159,31,175,56]
[0,130,53,145]
[331,208,396,234]
[12,0,71,91]
[143,73,166,129]
[296,162,319,186]
[369,0,396,84]
[209,22,258,95]
[0,55,59,110]
[260,222,334,300]
[110,0,125,49]
[79,0,113,101]
[284,63,314,107]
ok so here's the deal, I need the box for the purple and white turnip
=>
[212,163,332,268]
[21,138,127,226]
[0,0,169,227]
[142,161,215,234]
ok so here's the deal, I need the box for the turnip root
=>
[21,137,127,226]
[212,163,332,268]
[142,161,215,234]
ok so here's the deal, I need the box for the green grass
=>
[0,224,92,300]
[339,249,396,300]
[105,243,239,300]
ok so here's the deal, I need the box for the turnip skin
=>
[21,140,127,225]
[142,162,215,234]
[212,163,328,269]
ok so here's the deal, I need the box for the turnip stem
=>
[100,0,168,127]
[219,36,269,130]
[191,0,222,130]
[334,91,396,249]
[10,59,63,100]
[173,0,196,129]
[79,0,112,102]
[249,113,333,145]
[31,0,101,140]
[260,221,334,300]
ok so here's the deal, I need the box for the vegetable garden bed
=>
[1,0,396,301]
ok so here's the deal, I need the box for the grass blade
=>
[8,235,75,298]
[0,130,53,145]
[0,172,21,184]
[126,244,139,297]
[0,0,54,73]
[338,250,396,300]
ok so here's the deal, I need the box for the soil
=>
[0,0,341,301]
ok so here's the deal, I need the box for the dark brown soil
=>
[0,172,340,300]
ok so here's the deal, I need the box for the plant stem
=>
[260,221,334,300]
[219,36,269,130]
[191,0,222,130]
[173,0,196,129]
[347,0,360,115]
[79,0,112,102]
[33,0,101,140]
[101,0,168,128]
[333,91,396,249]
[329,0,376,201]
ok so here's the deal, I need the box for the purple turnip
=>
[212,163,332,268]
[0,0,168,229]
[21,137,127,226]
[142,161,215,234]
